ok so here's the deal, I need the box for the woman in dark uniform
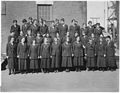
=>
[17,31,25,44]
[69,19,76,39]
[17,37,29,73]
[72,36,84,71]
[26,29,34,47]
[40,20,49,36]
[86,21,94,37]
[6,37,17,75]
[85,39,96,71]
[10,20,20,38]
[51,37,61,72]
[106,36,116,71]
[39,37,51,73]
[62,37,73,72]
[36,32,43,46]
[30,19,39,37]
[49,21,57,39]
[96,37,107,71]
[29,39,39,73]
[22,19,29,36]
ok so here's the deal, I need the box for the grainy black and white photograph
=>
[1,0,119,92]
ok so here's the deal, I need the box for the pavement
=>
[1,69,119,92]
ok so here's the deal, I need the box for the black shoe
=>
[9,73,11,75]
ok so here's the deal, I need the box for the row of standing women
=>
[6,17,117,75]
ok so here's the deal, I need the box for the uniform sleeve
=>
[29,45,31,56]
[17,43,20,56]
[6,44,9,56]
[72,43,75,54]
[10,26,13,33]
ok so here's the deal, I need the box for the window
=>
[37,4,53,21]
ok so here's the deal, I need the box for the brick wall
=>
[1,1,37,53]
[1,1,87,53]
[53,1,87,26]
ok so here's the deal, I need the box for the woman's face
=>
[76,37,80,42]
[11,38,14,43]
[21,38,25,43]
[37,33,40,37]
[20,31,23,36]
[27,30,31,35]
[32,40,36,45]
[54,38,57,42]
[75,32,78,37]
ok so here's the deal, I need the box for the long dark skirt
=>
[97,56,106,67]
[62,56,72,67]
[30,59,39,70]
[18,58,27,71]
[51,56,60,68]
[87,57,95,68]
[73,56,84,67]
[106,56,116,67]
[7,57,16,69]
[41,58,51,68]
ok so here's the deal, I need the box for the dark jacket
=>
[85,42,96,57]
[29,44,39,59]
[17,43,28,59]
[40,43,51,58]
[6,43,17,57]
[30,24,39,36]
[39,25,48,35]
[62,42,73,57]
[73,41,84,57]
[69,25,76,38]
[94,28,103,37]
[106,41,115,57]
[36,36,43,45]
[10,25,20,37]
[86,26,94,36]
[22,24,29,36]
[59,24,68,38]
[96,42,106,56]
[51,42,61,56]
[49,26,57,38]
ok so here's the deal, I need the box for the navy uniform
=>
[75,24,81,36]
[59,24,68,38]
[29,44,39,71]
[72,41,84,68]
[69,25,76,39]
[40,25,48,36]
[10,24,20,38]
[26,35,34,47]
[22,23,29,36]
[86,26,94,37]
[30,24,39,37]
[17,42,28,72]
[51,41,61,69]
[85,40,96,70]
[62,35,72,44]
[49,26,57,39]
[96,41,106,69]
[81,27,88,36]
[62,42,73,69]
[94,28,103,39]
[36,36,43,46]
[40,43,51,71]
[106,40,116,69]
[6,42,17,74]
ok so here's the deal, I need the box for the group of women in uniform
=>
[6,17,117,75]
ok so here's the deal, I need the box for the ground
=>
[1,69,119,92]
